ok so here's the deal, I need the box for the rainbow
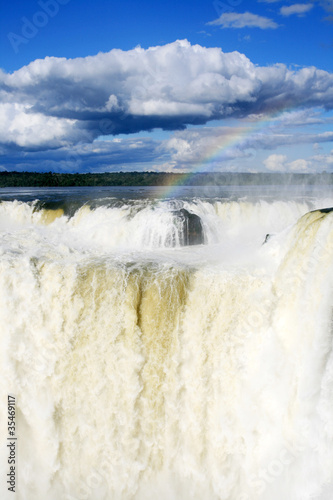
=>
[159,111,282,199]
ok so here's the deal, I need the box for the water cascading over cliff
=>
[0,195,333,500]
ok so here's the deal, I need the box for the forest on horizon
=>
[0,171,332,188]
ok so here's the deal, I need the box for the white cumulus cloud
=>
[1,40,333,153]
[263,154,288,171]
[0,103,78,148]
[288,158,310,171]
[263,154,320,173]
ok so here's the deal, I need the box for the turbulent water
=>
[1,185,333,500]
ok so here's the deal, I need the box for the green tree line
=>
[0,171,332,187]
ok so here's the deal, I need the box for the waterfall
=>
[1,195,333,500]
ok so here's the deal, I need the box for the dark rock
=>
[263,233,274,244]
[315,207,333,214]
[172,208,204,246]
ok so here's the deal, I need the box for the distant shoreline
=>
[0,171,332,188]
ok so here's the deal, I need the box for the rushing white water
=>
[1,189,333,500]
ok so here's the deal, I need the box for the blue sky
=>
[1,0,333,173]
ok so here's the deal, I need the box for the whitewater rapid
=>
[0,191,333,500]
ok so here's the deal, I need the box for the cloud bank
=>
[1,39,333,154]
[2,116,333,174]
[263,152,333,173]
